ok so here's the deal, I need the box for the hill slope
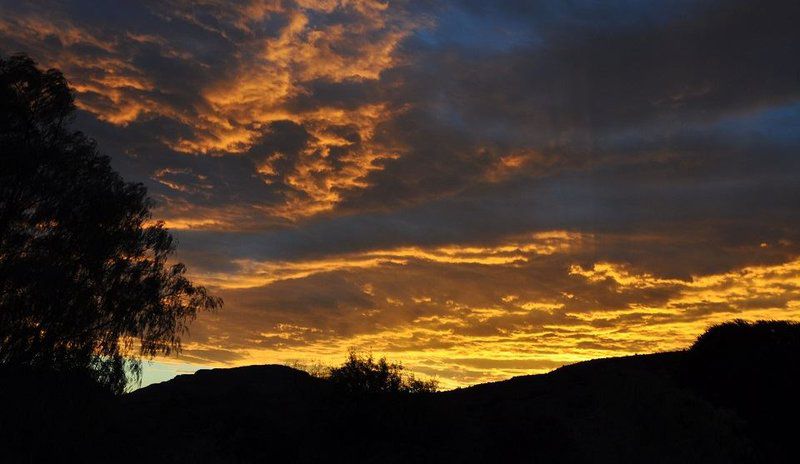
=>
[107,352,754,463]
[4,320,799,463]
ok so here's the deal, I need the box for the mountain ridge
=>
[4,320,800,463]
[113,350,751,463]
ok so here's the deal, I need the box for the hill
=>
[2,320,798,463]
[104,352,750,463]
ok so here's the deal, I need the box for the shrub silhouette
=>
[687,319,800,462]
[688,319,800,402]
[327,349,438,394]
[0,54,221,393]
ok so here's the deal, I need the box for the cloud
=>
[180,231,800,386]
[2,0,799,387]
[1,0,422,218]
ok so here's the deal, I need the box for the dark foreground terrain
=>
[2,320,799,463]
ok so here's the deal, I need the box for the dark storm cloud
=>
[285,77,385,112]
[336,0,800,210]
[429,0,799,130]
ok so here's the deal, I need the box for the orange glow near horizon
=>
[160,232,800,389]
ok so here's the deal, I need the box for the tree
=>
[327,349,438,394]
[0,54,221,393]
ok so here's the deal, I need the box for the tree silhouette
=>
[327,349,438,394]
[0,54,221,393]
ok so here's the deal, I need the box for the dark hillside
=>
[105,352,754,463]
[3,320,797,463]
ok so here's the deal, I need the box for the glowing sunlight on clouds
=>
[3,0,799,388]
[174,231,800,387]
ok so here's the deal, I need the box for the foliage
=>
[688,319,800,394]
[326,349,438,394]
[286,359,330,379]
[0,54,221,393]
[687,319,800,462]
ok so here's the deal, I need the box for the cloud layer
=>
[2,0,798,386]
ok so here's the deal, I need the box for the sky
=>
[1,0,799,389]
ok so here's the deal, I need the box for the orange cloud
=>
[188,230,584,288]
[1,1,423,220]
[161,229,800,388]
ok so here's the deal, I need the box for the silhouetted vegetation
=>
[686,319,800,462]
[0,365,113,462]
[0,54,221,393]
[3,320,800,463]
[325,349,438,394]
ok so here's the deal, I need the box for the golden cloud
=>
[1,0,424,220]
[169,230,800,388]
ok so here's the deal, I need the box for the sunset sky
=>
[1,0,798,388]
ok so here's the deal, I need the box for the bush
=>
[687,319,800,462]
[326,349,438,394]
